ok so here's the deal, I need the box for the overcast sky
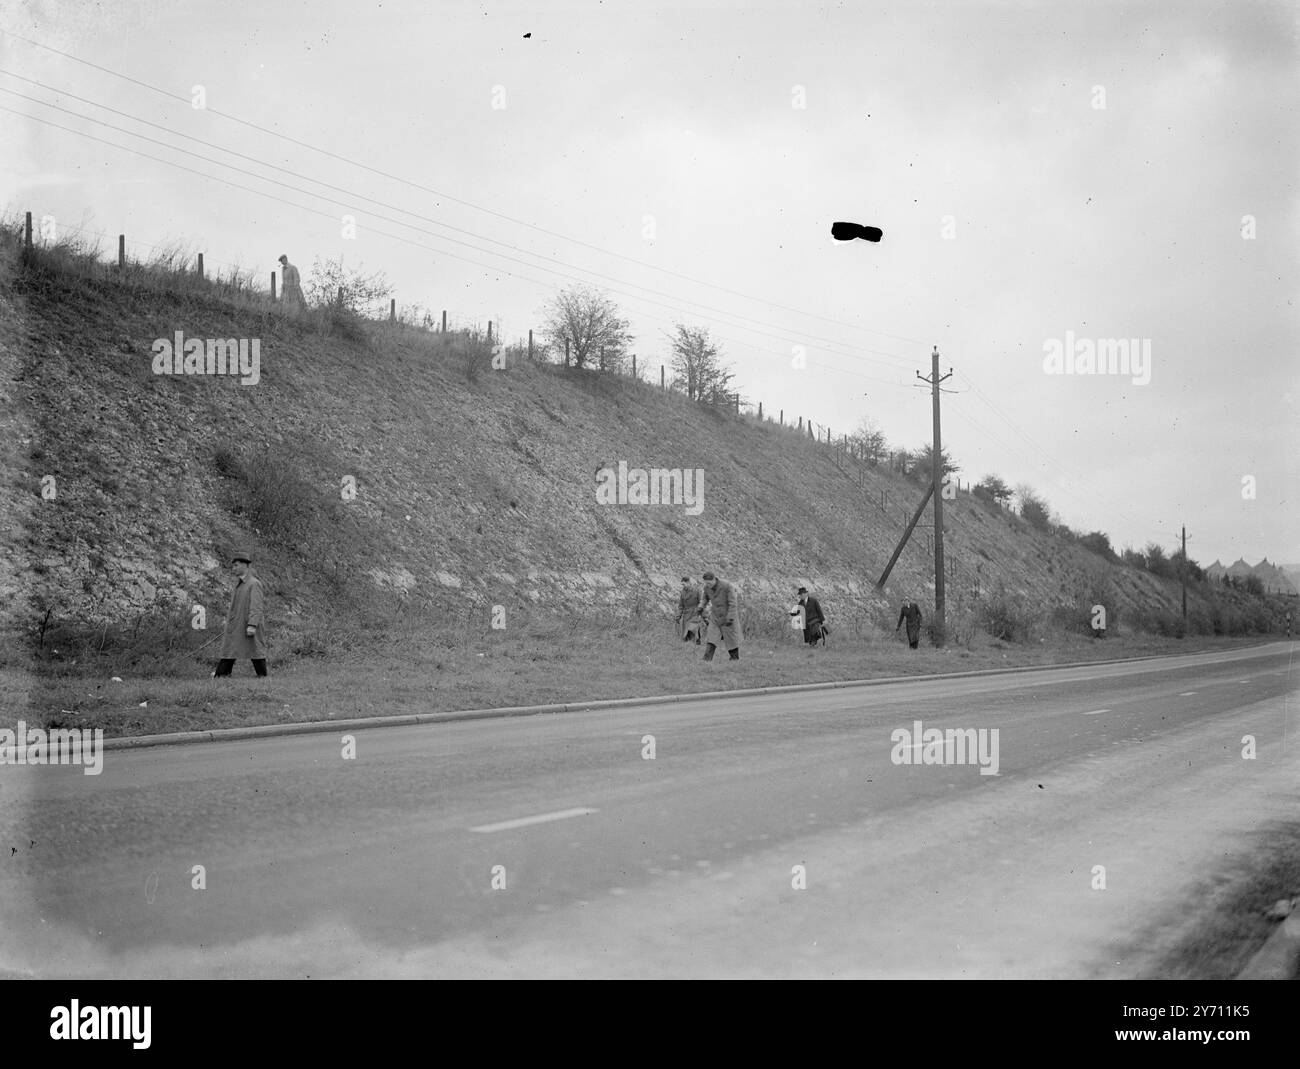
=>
[3,0,1296,567]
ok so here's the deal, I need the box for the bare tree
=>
[850,417,890,463]
[541,284,632,370]
[667,323,733,402]
[305,256,391,316]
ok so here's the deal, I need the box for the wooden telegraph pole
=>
[918,346,953,646]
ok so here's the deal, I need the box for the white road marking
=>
[1083,709,1110,716]
[1179,691,1197,697]
[470,807,597,833]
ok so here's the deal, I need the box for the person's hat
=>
[702,571,716,581]
[231,550,253,564]
[797,586,808,595]
[277,254,288,263]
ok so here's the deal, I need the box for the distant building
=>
[1204,557,1298,595]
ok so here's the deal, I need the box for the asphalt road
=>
[2,643,1296,978]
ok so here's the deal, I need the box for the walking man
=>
[214,551,268,677]
[792,586,828,646]
[677,576,701,643]
[278,253,305,313]
[700,571,741,661]
[896,600,923,650]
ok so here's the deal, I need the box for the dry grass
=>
[13,625,1267,739]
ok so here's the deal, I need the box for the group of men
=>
[675,574,928,660]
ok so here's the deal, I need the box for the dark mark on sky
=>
[831,221,883,243]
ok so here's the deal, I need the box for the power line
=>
[2,36,1170,543]
[3,103,914,390]
[0,29,930,349]
[3,85,925,377]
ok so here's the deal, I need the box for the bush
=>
[459,330,495,384]
[979,586,1046,643]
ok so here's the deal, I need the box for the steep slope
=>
[3,239,1202,649]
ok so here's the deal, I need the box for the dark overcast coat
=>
[220,572,268,659]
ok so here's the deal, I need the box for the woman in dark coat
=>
[896,601,923,649]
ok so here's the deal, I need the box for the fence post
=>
[487,321,493,342]
[599,346,605,371]
[632,353,636,379]
[565,338,570,367]
[780,409,783,426]
[528,329,533,360]
[118,234,125,268]
[798,416,803,431]
[271,271,277,300]
[758,401,763,420]
[197,253,204,278]
[442,310,447,333]
[390,298,396,321]
[660,364,664,389]
[24,211,33,249]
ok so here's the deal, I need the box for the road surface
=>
[1,643,1296,978]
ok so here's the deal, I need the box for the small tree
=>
[1143,542,1175,579]
[1079,530,1119,562]
[911,444,959,484]
[667,323,734,402]
[851,417,889,463]
[974,474,1013,506]
[541,284,633,370]
[1015,484,1052,530]
[305,256,392,316]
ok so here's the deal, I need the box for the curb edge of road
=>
[97,644,1273,752]
[1236,909,1300,980]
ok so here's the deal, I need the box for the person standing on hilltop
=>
[700,571,741,661]
[214,551,269,677]
[897,600,923,649]
[278,253,305,313]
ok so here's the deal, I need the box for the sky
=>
[2,0,1297,568]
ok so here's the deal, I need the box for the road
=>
[1,643,1296,978]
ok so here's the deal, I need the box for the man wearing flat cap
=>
[700,571,741,661]
[214,551,269,677]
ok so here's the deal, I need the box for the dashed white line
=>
[1082,709,1110,716]
[1179,691,1197,697]
[470,807,598,833]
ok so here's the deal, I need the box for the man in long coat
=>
[214,551,269,676]
[676,576,702,642]
[700,571,741,661]
[278,253,305,313]
[794,586,827,645]
[896,600,923,649]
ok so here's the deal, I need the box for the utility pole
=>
[918,346,953,646]
[1181,525,1188,631]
